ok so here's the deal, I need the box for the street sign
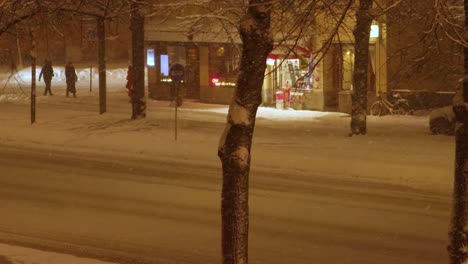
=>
[170,64,184,82]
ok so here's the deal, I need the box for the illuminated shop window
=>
[209,44,239,87]
[266,58,275,66]
[370,25,379,38]
[160,54,169,76]
[147,49,155,66]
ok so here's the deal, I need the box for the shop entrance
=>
[325,43,376,111]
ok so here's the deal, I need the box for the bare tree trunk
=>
[97,17,106,114]
[447,1,468,262]
[29,27,36,124]
[131,0,146,119]
[449,105,468,263]
[350,0,373,135]
[217,1,273,263]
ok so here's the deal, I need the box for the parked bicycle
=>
[370,92,411,116]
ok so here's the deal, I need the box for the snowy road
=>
[0,143,451,264]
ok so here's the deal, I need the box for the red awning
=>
[268,45,311,59]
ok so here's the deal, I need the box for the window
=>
[147,49,155,66]
[160,54,169,76]
[370,25,379,38]
[209,44,240,87]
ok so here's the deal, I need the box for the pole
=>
[97,17,106,114]
[90,65,92,92]
[29,27,36,125]
[175,81,178,141]
[31,62,35,124]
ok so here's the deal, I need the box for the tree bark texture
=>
[218,1,273,264]
[30,27,36,125]
[449,87,468,264]
[447,1,468,262]
[97,17,106,114]
[131,1,146,119]
[350,0,373,135]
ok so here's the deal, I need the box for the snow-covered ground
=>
[0,68,456,263]
[0,243,117,264]
[0,79,454,193]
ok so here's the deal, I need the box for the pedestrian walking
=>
[38,60,54,96]
[126,65,133,102]
[65,62,78,97]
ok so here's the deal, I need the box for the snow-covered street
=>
[0,86,455,264]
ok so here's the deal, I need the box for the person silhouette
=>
[38,60,54,96]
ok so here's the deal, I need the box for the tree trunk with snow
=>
[449,85,468,264]
[217,1,273,263]
[97,17,106,114]
[130,0,146,119]
[29,27,36,124]
[350,0,373,135]
[447,1,468,262]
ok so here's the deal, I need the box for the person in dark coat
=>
[38,60,54,96]
[126,65,133,101]
[65,62,78,97]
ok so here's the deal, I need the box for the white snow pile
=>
[0,64,133,92]
[184,102,342,121]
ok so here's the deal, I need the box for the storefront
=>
[200,44,240,104]
[144,16,387,113]
[145,42,325,109]
[326,22,387,114]
[263,46,324,110]
[145,41,240,104]
[324,42,377,113]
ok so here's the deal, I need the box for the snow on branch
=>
[425,0,468,48]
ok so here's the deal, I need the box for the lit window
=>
[147,49,155,66]
[160,54,169,76]
[370,25,379,38]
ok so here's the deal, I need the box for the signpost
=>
[29,27,36,125]
[170,64,184,141]
[90,65,92,92]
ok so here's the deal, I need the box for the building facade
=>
[143,5,390,113]
[144,16,240,104]
[0,16,131,69]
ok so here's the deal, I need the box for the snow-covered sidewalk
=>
[0,243,116,264]
[0,88,455,193]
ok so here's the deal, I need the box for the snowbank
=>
[0,64,136,94]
